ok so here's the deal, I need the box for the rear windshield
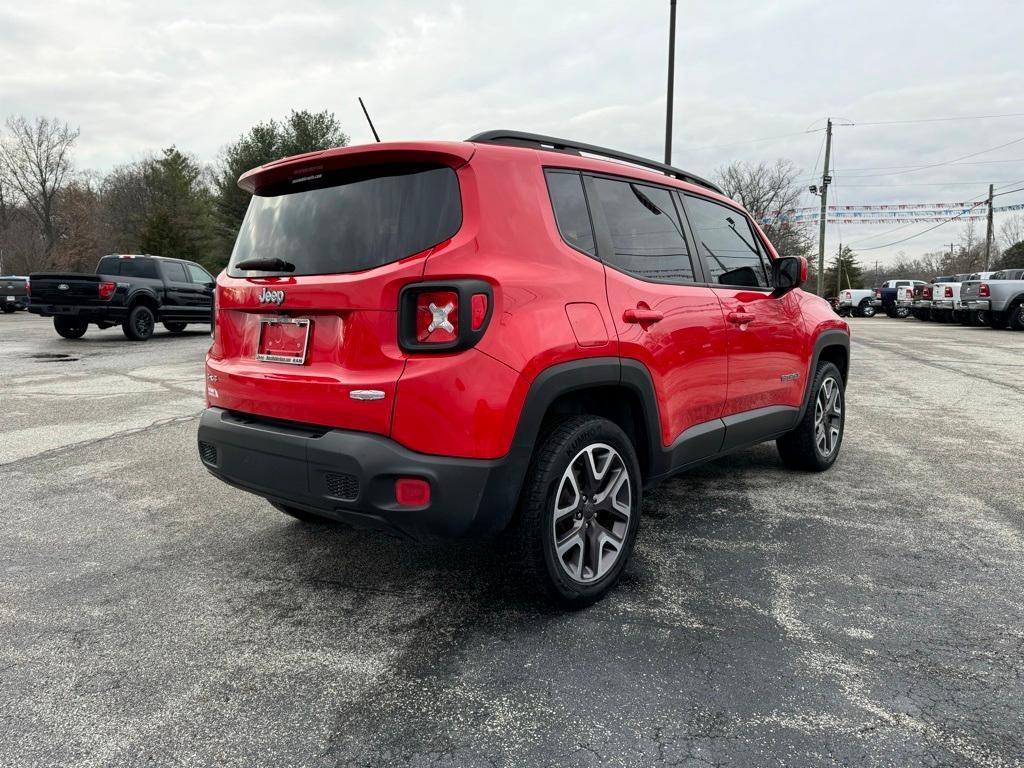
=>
[228,164,461,278]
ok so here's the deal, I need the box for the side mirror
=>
[772,256,806,296]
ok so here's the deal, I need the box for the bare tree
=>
[0,116,79,267]
[999,212,1024,251]
[715,159,814,260]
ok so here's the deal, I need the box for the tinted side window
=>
[163,262,188,282]
[589,176,694,283]
[685,195,769,288]
[545,170,595,256]
[97,256,119,275]
[118,259,159,279]
[186,264,212,284]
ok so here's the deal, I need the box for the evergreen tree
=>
[138,147,218,267]
[996,240,1024,270]
[822,245,865,296]
[213,110,349,258]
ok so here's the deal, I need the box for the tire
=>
[2,305,14,314]
[858,301,876,318]
[162,322,188,333]
[53,316,87,339]
[271,502,330,524]
[912,309,930,322]
[1009,303,1024,331]
[930,309,949,323]
[954,310,970,325]
[975,311,987,327]
[987,311,1009,330]
[122,304,156,340]
[508,416,642,608]
[894,306,910,319]
[776,361,845,472]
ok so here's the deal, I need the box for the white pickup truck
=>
[835,288,877,317]
[961,269,1024,329]
[932,272,998,324]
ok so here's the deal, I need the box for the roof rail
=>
[466,129,724,195]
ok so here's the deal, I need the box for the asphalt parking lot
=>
[2,311,1023,767]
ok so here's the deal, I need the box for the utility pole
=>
[816,118,833,296]
[984,183,994,270]
[664,0,677,165]
[835,243,843,297]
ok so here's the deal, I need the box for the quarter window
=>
[545,170,596,256]
[163,262,189,282]
[186,264,212,284]
[588,176,695,283]
[685,195,770,288]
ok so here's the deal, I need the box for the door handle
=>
[727,311,754,325]
[623,308,664,325]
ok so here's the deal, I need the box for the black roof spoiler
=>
[467,129,724,195]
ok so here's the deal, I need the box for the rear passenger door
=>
[185,263,215,322]
[160,261,198,321]
[583,173,729,450]
[681,193,804,416]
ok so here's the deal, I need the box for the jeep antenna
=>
[358,97,381,143]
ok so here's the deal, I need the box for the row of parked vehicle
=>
[834,269,1024,329]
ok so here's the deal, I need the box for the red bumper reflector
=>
[395,478,431,507]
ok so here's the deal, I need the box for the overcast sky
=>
[2,0,1023,267]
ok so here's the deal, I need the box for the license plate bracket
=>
[256,317,311,365]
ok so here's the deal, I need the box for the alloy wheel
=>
[551,443,632,584]
[814,377,843,457]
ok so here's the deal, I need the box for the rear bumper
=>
[197,407,524,539]
[28,303,126,321]
[967,300,990,310]
[933,300,954,310]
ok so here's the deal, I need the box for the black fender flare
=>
[475,357,662,534]
[797,329,851,423]
[126,289,161,314]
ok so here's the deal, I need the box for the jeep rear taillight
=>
[945,286,953,298]
[979,283,990,298]
[415,290,459,344]
[98,281,116,300]
[399,280,493,353]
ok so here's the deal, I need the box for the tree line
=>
[2,113,1021,288]
[0,112,348,275]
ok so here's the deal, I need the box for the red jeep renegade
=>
[198,130,849,606]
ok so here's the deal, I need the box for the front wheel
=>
[162,322,187,333]
[123,305,155,341]
[777,361,845,472]
[509,416,642,608]
[857,301,876,318]
[53,316,87,339]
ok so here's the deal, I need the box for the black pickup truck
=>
[29,254,214,340]
[2,276,29,312]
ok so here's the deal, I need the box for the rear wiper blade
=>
[234,257,296,272]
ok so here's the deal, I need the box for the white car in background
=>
[836,288,877,317]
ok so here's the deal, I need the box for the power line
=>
[850,112,1024,127]
[858,201,990,251]
[832,158,1024,173]
[828,134,1024,179]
